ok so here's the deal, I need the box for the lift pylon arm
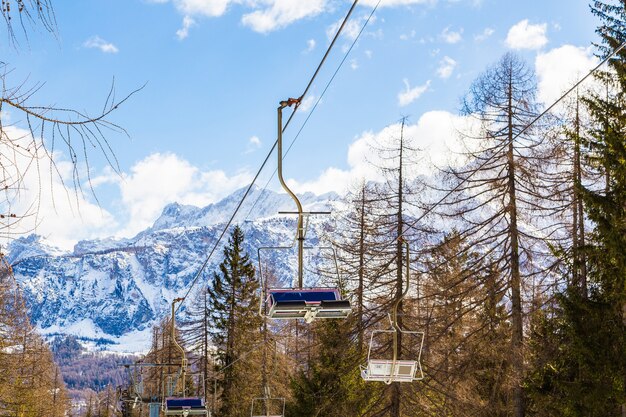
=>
[171,298,187,396]
[277,99,305,288]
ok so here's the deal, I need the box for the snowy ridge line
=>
[8,189,337,351]
[10,246,150,267]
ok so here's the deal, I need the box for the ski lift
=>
[162,298,209,416]
[164,398,209,416]
[258,98,351,323]
[361,239,425,384]
[250,387,285,417]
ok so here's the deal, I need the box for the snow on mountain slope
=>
[9,186,339,352]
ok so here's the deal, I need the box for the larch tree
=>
[356,117,430,417]
[411,231,510,416]
[0,256,70,417]
[334,180,390,355]
[0,0,139,239]
[440,53,547,417]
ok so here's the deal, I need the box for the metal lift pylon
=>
[258,98,351,323]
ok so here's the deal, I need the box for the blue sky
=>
[0,0,602,248]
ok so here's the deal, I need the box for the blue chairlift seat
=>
[164,397,208,416]
[266,288,351,323]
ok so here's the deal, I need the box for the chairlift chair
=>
[361,239,424,384]
[265,287,351,322]
[258,98,351,323]
[250,395,285,417]
[161,298,209,416]
[360,328,424,383]
[164,397,208,416]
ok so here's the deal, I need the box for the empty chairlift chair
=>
[360,328,424,383]
[265,287,351,322]
[258,98,351,323]
[164,397,208,417]
[250,390,285,417]
[361,239,424,384]
[162,299,209,416]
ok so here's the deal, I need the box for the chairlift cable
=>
[175,0,363,313]
[360,39,626,386]
[242,0,382,223]
[399,39,626,239]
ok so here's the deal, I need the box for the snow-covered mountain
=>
[9,185,341,352]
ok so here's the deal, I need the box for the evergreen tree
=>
[288,319,372,417]
[526,3,626,415]
[207,225,263,417]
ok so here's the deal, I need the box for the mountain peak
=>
[7,234,67,263]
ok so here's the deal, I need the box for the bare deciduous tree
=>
[0,1,141,239]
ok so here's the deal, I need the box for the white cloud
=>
[83,36,119,54]
[173,0,231,17]
[305,39,316,53]
[298,95,317,112]
[176,15,196,39]
[506,19,548,50]
[535,44,598,105]
[4,145,256,247]
[364,50,373,59]
[287,111,480,195]
[440,26,463,44]
[400,29,416,41]
[249,136,261,147]
[360,0,435,6]
[242,0,326,33]
[151,0,439,34]
[397,79,430,107]
[326,14,377,42]
[437,56,457,79]
[109,153,251,237]
[0,126,117,250]
[244,135,262,154]
[350,59,359,70]
[474,27,494,42]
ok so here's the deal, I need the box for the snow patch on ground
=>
[39,320,152,354]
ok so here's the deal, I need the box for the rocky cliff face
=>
[9,186,340,351]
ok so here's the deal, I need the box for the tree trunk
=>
[572,95,587,296]
[358,184,366,355]
[391,118,406,417]
[507,76,525,417]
